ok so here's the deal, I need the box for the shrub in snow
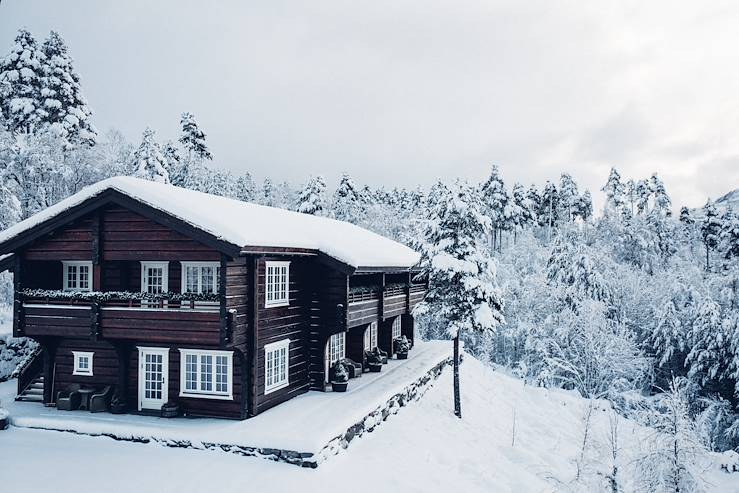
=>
[394,336,411,355]
[1,335,39,381]
[331,360,349,383]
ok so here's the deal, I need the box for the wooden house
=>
[0,177,426,419]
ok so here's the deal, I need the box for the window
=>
[265,261,290,308]
[63,261,92,292]
[179,349,233,399]
[181,262,221,294]
[392,317,402,340]
[364,322,378,351]
[264,339,290,394]
[72,351,94,376]
[140,261,169,294]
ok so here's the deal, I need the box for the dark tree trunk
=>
[453,334,461,419]
[705,244,710,271]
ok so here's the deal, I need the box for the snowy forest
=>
[2,27,739,490]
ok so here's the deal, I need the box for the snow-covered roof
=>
[0,177,420,270]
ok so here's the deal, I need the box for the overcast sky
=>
[2,1,738,210]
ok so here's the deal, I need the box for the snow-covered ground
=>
[1,356,736,492]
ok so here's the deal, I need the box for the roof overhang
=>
[0,189,243,258]
[0,253,14,273]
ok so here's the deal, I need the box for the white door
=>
[138,347,169,410]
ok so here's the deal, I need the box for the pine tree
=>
[635,178,650,215]
[540,181,559,235]
[332,173,363,223]
[179,112,212,161]
[160,140,180,182]
[686,298,728,385]
[526,184,541,226]
[0,29,46,134]
[511,182,533,235]
[480,164,509,251]
[575,190,594,221]
[416,182,505,418]
[700,200,722,271]
[40,31,96,145]
[720,209,739,265]
[651,299,685,371]
[132,127,169,183]
[296,175,327,215]
[650,174,672,216]
[558,173,579,222]
[601,167,626,218]
[233,172,256,202]
[261,178,275,207]
[679,206,693,225]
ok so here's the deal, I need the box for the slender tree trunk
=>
[705,244,710,271]
[453,334,461,419]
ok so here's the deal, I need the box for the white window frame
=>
[178,349,233,400]
[62,261,93,292]
[264,339,290,394]
[392,317,402,340]
[180,261,221,294]
[265,261,290,308]
[140,261,169,294]
[72,351,94,376]
[364,322,378,351]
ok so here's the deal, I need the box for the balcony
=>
[20,290,223,345]
[346,283,427,328]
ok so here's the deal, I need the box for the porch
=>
[2,340,452,467]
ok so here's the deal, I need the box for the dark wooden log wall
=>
[22,218,93,261]
[24,305,91,338]
[308,264,348,390]
[100,309,221,344]
[346,324,367,364]
[251,257,312,414]
[347,299,380,327]
[54,338,119,394]
[383,294,406,319]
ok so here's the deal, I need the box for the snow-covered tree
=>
[510,182,533,236]
[160,140,180,181]
[526,184,541,226]
[720,209,739,265]
[637,377,706,493]
[650,174,672,216]
[132,127,169,183]
[233,172,256,202]
[601,167,626,218]
[686,298,728,385]
[651,299,686,372]
[546,233,612,308]
[40,31,96,145]
[540,181,559,233]
[558,173,579,222]
[260,178,275,207]
[416,182,505,417]
[179,112,212,161]
[480,164,510,251]
[679,206,693,225]
[0,29,46,134]
[296,175,327,215]
[700,200,722,271]
[332,173,363,223]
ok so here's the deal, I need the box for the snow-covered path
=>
[1,357,736,493]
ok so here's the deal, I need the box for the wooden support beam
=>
[42,338,58,406]
[248,255,259,417]
[219,254,229,347]
[112,343,131,412]
[12,254,23,337]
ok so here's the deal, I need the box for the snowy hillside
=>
[1,356,736,493]
[716,188,739,209]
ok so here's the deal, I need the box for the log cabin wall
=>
[51,338,244,419]
[308,264,348,390]
[251,257,312,414]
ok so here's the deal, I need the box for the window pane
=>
[185,354,198,391]
[200,355,213,391]
[215,355,228,393]
[186,266,199,293]
[79,265,89,290]
[201,267,214,294]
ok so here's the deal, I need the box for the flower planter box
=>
[161,402,180,418]
[368,363,382,373]
[397,352,408,360]
[110,401,127,414]
[331,381,349,392]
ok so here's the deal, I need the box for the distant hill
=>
[716,188,739,209]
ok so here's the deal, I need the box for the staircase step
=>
[24,388,43,396]
[29,383,44,390]
[16,395,43,402]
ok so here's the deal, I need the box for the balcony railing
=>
[20,289,221,312]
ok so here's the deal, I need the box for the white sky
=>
[1,1,738,210]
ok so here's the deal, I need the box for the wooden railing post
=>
[90,301,101,341]
[13,255,23,337]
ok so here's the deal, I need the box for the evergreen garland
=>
[21,288,219,303]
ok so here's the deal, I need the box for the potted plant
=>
[110,392,127,414]
[161,401,180,418]
[394,335,411,359]
[365,350,383,372]
[331,360,349,392]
